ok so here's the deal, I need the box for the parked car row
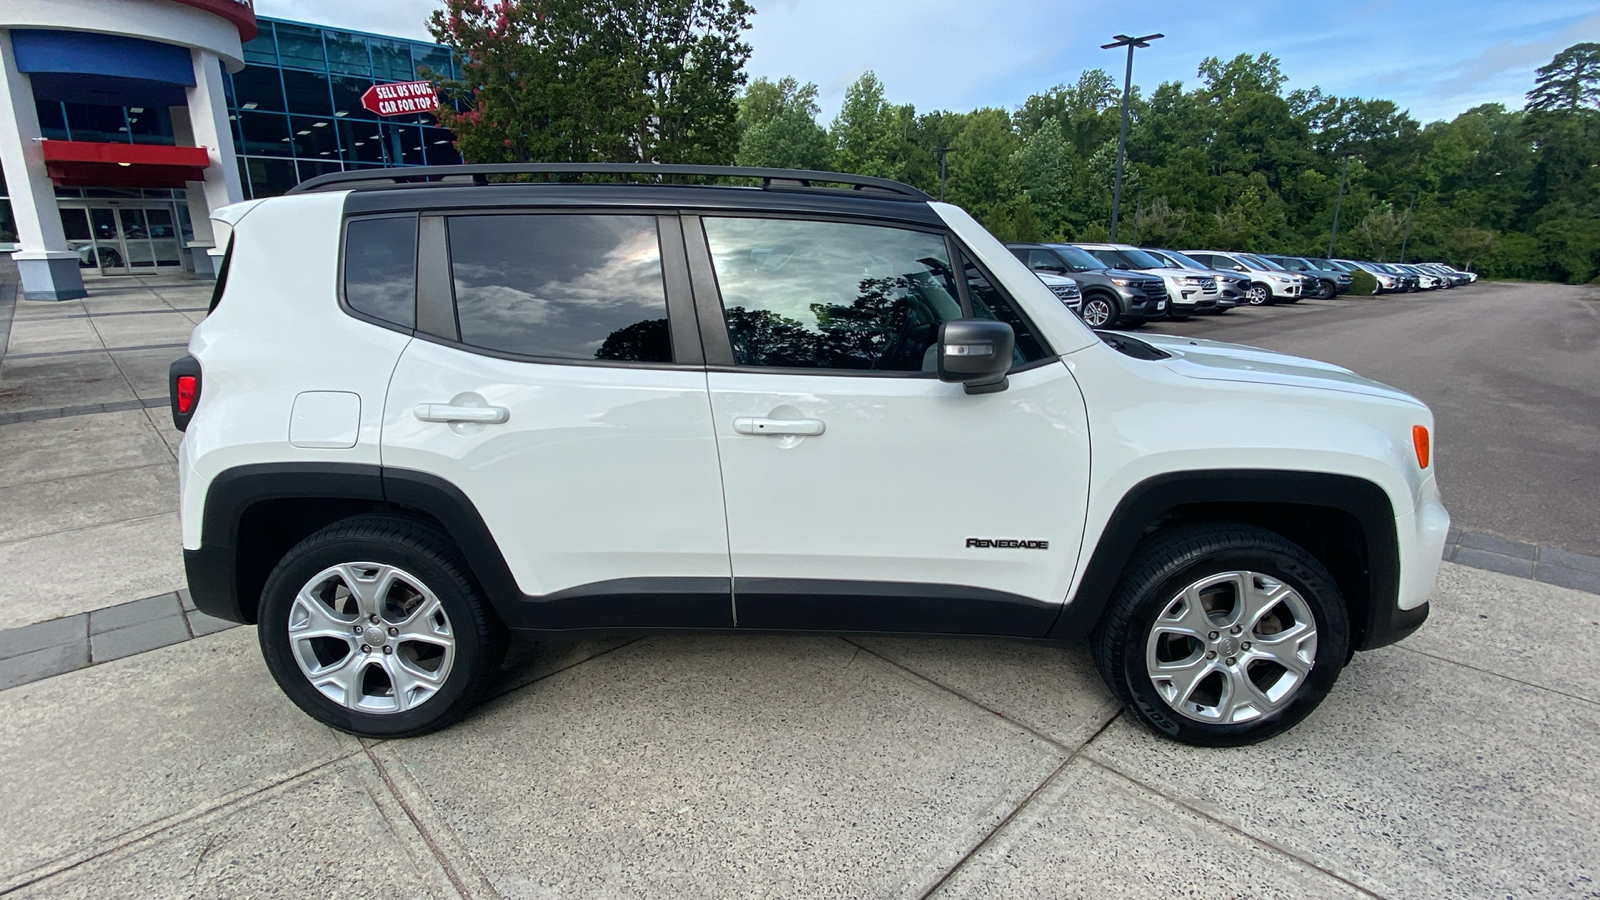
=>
[1005,241,1478,329]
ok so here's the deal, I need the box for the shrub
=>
[1347,269,1378,296]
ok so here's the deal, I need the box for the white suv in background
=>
[173,164,1447,747]
[1183,250,1304,305]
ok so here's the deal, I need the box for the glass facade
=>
[33,16,461,200]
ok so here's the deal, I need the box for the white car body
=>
[173,169,1448,743]
[1034,271,1083,315]
[1182,250,1303,301]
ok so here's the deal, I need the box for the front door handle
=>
[734,416,825,436]
[414,403,509,424]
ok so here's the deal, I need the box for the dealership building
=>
[0,0,460,300]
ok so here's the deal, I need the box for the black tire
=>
[1080,294,1121,328]
[1245,283,1273,306]
[1092,523,1350,747]
[1318,279,1337,300]
[259,515,508,738]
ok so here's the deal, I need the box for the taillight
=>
[176,375,197,414]
[169,356,202,431]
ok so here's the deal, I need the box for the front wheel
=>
[1080,295,1120,328]
[1092,523,1350,746]
[1318,280,1337,300]
[1245,283,1272,306]
[258,515,507,738]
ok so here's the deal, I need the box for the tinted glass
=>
[965,261,1050,365]
[704,217,963,372]
[281,69,334,117]
[274,23,327,70]
[324,31,373,75]
[1047,245,1106,272]
[1026,249,1067,271]
[1160,250,1208,269]
[449,215,671,363]
[1245,254,1285,271]
[344,217,417,328]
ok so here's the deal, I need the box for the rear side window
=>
[344,216,417,328]
[447,215,671,363]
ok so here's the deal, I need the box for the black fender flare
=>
[1047,470,1415,650]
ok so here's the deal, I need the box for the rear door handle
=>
[734,416,825,436]
[414,403,509,424]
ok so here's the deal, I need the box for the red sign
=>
[171,0,258,42]
[361,81,440,117]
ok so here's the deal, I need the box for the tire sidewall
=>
[1113,544,1349,747]
[259,531,491,738]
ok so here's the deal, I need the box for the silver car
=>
[1034,271,1083,315]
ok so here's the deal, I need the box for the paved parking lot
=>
[2,272,1598,898]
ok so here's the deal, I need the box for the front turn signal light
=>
[1413,425,1430,469]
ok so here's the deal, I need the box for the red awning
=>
[41,141,211,188]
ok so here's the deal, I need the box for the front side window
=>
[344,216,416,328]
[448,215,671,363]
[703,217,963,372]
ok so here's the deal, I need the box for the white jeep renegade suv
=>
[173,164,1448,746]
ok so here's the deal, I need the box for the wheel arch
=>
[1049,470,1407,651]
[187,464,520,625]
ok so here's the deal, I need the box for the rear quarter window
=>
[343,216,418,329]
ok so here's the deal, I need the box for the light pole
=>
[1327,153,1353,259]
[1102,32,1163,241]
[1398,189,1418,262]
[935,146,955,201]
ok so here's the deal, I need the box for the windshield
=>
[1083,247,1166,270]
[1243,254,1286,271]
[1047,245,1111,272]
[1309,258,1345,271]
[1141,250,1182,268]
[1154,249,1210,271]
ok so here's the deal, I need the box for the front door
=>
[691,214,1092,636]
[378,211,733,628]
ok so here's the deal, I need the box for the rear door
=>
[688,214,1091,635]
[378,211,733,628]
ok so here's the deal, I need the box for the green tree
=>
[830,72,914,179]
[735,76,833,170]
[1526,43,1600,113]
[429,0,752,165]
[945,107,1021,224]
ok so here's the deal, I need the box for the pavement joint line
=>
[1077,755,1385,899]
[0,750,367,895]
[0,459,176,492]
[1393,643,1599,708]
[482,634,649,704]
[14,307,207,322]
[0,396,166,425]
[3,342,189,361]
[0,511,175,549]
[841,636,1118,756]
[362,744,498,900]
[916,713,1122,900]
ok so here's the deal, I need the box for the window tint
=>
[448,215,671,363]
[703,217,963,372]
[344,216,416,328]
[965,260,1050,364]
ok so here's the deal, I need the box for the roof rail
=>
[286,163,933,200]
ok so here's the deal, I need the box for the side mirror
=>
[937,319,1014,395]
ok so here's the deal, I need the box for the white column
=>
[183,48,242,277]
[0,28,85,300]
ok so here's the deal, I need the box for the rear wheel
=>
[1092,523,1349,746]
[258,515,507,738]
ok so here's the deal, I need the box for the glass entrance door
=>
[61,203,187,276]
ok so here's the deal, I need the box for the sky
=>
[257,0,1600,125]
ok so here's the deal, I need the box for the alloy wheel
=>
[1246,285,1270,305]
[288,562,456,714]
[1144,570,1318,724]
[1082,297,1114,327]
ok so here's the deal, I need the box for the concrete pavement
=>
[0,562,1596,898]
